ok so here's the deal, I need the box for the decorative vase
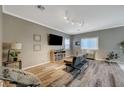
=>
[13,58,17,61]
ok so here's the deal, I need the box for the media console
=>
[50,49,66,63]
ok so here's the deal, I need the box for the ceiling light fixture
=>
[64,10,84,27]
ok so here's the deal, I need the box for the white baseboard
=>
[22,61,50,70]
[95,58,105,61]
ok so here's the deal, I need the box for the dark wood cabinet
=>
[2,60,22,69]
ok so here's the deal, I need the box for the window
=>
[81,37,98,50]
[64,38,70,50]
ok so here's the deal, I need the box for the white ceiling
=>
[3,5,124,35]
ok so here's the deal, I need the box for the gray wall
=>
[0,6,2,65]
[3,14,70,68]
[72,26,124,62]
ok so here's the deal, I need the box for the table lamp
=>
[7,43,22,62]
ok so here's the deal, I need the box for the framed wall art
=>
[33,34,41,42]
[33,44,41,51]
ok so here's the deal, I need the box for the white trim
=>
[2,6,67,34]
[3,6,124,35]
[22,61,49,70]
[95,58,105,61]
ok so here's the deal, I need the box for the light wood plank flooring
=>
[25,61,124,87]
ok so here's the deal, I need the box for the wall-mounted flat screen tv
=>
[48,34,63,45]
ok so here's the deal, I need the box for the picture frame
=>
[75,41,80,46]
[33,34,41,42]
[33,44,41,51]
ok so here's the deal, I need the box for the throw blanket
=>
[0,66,41,87]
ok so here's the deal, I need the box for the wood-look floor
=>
[25,61,124,87]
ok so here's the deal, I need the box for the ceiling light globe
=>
[79,23,82,26]
[64,16,67,20]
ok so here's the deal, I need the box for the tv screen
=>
[48,34,63,45]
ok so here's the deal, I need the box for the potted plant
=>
[9,51,20,61]
[106,51,119,60]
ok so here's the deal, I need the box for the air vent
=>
[36,5,45,11]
